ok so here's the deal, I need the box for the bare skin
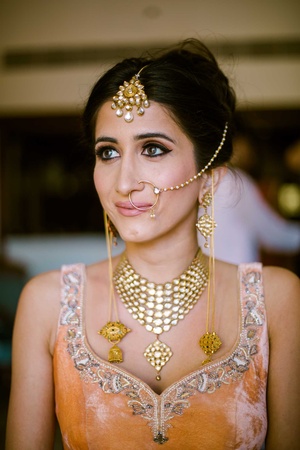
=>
[6,101,300,449]
[6,257,300,449]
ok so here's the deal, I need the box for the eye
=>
[142,143,171,158]
[95,146,119,160]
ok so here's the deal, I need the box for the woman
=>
[6,39,300,449]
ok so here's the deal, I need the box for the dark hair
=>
[82,38,236,170]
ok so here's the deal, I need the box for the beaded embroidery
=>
[60,263,265,444]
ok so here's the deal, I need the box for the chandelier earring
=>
[98,212,131,363]
[196,172,222,364]
[196,190,217,248]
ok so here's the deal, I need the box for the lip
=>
[115,201,152,216]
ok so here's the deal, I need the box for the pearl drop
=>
[124,111,133,122]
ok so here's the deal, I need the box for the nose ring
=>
[128,180,161,218]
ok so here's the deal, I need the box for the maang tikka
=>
[111,66,150,122]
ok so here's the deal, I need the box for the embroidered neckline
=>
[59,262,265,443]
[61,264,244,396]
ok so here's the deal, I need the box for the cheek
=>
[93,166,107,203]
[93,167,100,194]
[161,183,199,214]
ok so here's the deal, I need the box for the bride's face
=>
[93,100,202,244]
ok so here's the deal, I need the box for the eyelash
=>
[95,146,118,160]
[95,143,172,161]
[142,143,171,157]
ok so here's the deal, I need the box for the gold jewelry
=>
[113,249,208,380]
[128,123,228,218]
[160,123,228,193]
[198,171,222,364]
[111,66,150,122]
[106,215,118,247]
[98,212,131,363]
[196,191,217,248]
[128,180,160,219]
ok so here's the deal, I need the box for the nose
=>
[115,155,143,196]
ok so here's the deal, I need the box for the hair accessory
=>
[128,123,228,218]
[197,172,222,364]
[111,66,150,122]
[98,212,131,363]
[113,249,208,380]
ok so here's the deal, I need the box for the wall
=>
[0,0,300,115]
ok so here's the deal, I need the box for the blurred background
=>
[0,0,299,445]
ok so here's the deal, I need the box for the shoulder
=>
[15,269,62,353]
[20,268,61,305]
[262,266,300,335]
[263,265,299,300]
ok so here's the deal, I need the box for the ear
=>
[198,166,227,204]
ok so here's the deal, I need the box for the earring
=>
[196,191,217,248]
[196,173,222,364]
[98,211,131,363]
[106,215,118,246]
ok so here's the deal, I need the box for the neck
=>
[123,236,200,284]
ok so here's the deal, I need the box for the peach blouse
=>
[54,263,268,449]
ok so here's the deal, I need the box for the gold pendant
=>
[98,321,131,342]
[199,331,222,364]
[108,344,123,363]
[144,339,173,375]
[98,321,131,364]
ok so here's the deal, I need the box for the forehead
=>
[95,100,189,143]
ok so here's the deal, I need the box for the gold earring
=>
[98,211,131,363]
[106,215,118,247]
[196,191,217,248]
[197,172,222,364]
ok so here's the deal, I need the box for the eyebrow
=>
[95,132,176,146]
[134,132,176,144]
[95,136,117,145]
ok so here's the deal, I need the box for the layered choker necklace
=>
[114,250,208,380]
[99,246,217,380]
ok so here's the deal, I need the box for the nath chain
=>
[128,123,228,218]
[159,123,228,193]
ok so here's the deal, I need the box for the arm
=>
[6,271,61,450]
[264,267,300,449]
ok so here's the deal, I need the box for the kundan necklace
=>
[113,249,208,380]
